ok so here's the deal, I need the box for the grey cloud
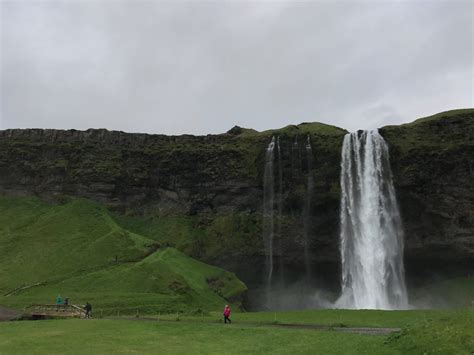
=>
[1,0,472,134]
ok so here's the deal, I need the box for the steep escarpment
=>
[380,109,474,281]
[0,123,346,288]
[0,110,472,290]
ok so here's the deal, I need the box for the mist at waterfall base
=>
[337,130,408,310]
[257,131,409,311]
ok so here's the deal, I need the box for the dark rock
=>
[0,109,472,286]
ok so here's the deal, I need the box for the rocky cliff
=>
[0,109,472,288]
[380,109,474,282]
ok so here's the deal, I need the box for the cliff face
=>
[379,109,474,279]
[0,110,472,286]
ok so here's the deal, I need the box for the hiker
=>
[55,294,63,306]
[84,302,92,319]
[223,305,231,324]
[64,297,69,306]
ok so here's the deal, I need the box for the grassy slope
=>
[0,197,246,313]
[0,197,153,291]
[403,108,474,126]
[380,108,474,153]
[113,212,262,261]
[240,121,347,137]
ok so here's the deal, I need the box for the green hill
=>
[0,197,246,314]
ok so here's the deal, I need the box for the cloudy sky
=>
[1,0,472,135]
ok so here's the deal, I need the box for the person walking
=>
[223,305,231,324]
[84,302,92,319]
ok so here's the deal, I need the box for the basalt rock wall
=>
[0,110,472,287]
[380,109,474,282]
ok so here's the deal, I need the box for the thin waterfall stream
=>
[303,136,314,280]
[263,136,276,287]
[277,137,284,284]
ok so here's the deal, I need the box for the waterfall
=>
[277,137,284,283]
[303,136,314,279]
[263,136,276,286]
[338,130,408,310]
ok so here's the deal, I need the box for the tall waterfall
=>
[303,136,314,279]
[263,137,276,286]
[338,130,408,310]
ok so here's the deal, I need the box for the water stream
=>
[338,130,408,309]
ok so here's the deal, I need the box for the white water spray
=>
[338,130,408,310]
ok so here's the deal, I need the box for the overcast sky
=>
[1,0,472,135]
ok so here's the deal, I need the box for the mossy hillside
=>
[0,197,154,292]
[0,196,247,313]
[2,248,246,314]
[113,212,262,262]
[380,109,474,154]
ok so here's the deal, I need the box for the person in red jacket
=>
[223,305,231,324]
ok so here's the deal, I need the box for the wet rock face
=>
[0,110,472,285]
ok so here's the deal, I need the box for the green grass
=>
[240,121,347,137]
[402,108,474,126]
[0,308,472,354]
[386,310,474,354]
[380,108,474,153]
[0,197,246,313]
[0,318,396,355]
[160,307,471,328]
[0,197,153,291]
[113,212,262,261]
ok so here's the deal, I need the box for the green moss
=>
[0,196,247,313]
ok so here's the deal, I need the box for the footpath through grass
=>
[0,318,397,355]
[0,308,472,354]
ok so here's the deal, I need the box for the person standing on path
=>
[55,294,63,306]
[223,305,231,324]
[84,302,92,318]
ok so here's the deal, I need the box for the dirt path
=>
[273,323,400,335]
[0,305,21,321]
[107,316,400,335]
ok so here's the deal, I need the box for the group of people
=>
[56,294,229,322]
[55,294,92,318]
[55,294,69,306]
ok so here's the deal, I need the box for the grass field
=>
[0,308,472,354]
[0,195,473,354]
